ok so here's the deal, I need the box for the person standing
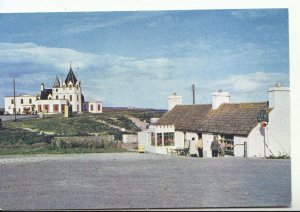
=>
[211,135,219,157]
[196,134,203,158]
[219,139,226,157]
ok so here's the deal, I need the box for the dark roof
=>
[157,102,270,136]
[53,76,60,88]
[65,67,77,85]
[40,89,52,100]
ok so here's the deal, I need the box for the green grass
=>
[0,128,54,145]
[0,109,164,155]
[0,145,127,155]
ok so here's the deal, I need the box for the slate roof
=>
[156,102,270,136]
[40,89,52,100]
[53,76,60,88]
[65,67,77,85]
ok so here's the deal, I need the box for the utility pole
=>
[192,84,195,104]
[13,78,16,121]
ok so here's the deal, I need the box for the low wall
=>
[122,134,138,143]
[51,135,115,148]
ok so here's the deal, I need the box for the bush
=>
[267,152,290,159]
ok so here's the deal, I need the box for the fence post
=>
[244,141,247,158]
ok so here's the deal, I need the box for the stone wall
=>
[51,135,115,148]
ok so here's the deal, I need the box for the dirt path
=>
[129,117,148,131]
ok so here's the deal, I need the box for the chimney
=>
[268,83,290,109]
[168,93,182,111]
[41,83,44,91]
[212,89,230,109]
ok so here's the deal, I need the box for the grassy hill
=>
[0,109,165,155]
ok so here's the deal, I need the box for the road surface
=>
[0,153,291,210]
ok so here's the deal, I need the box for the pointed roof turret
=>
[65,62,77,85]
[53,75,60,88]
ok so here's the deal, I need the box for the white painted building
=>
[138,85,290,158]
[4,94,37,114]
[88,101,103,113]
[4,64,103,115]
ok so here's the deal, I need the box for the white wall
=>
[36,99,68,114]
[267,87,290,156]
[4,95,36,114]
[203,133,213,158]
[89,102,103,113]
[141,125,175,154]
[175,131,184,148]
[123,134,137,143]
[234,136,247,157]
[247,124,265,157]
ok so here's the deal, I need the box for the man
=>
[211,135,219,157]
[196,134,203,158]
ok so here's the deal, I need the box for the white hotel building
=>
[4,64,103,115]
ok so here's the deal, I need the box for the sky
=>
[0,9,289,109]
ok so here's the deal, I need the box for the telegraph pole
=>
[192,84,195,104]
[13,78,16,121]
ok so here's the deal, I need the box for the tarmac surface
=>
[0,153,291,210]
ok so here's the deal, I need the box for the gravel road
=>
[0,153,291,210]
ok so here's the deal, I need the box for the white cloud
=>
[0,42,289,108]
[212,72,289,93]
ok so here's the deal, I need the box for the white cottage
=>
[138,85,290,158]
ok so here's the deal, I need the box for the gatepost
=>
[244,141,247,158]
[64,105,72,118]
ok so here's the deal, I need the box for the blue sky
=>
[0,9,289,109]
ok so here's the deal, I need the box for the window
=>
[56,96,58,100]
[77,104,79,112]
[77,95,79,101]
[53,104,59,112]
[61,104,65,113]
[69,85,72,90]
[11,99,14,104]
[98,104,101,111]
[56,89,58,92]
[164,133,175,146]
[70,95,72,101]
[157,133,162,146]
[43,104,49,112]
[38,105,42,112]
[220,135,234,156]
[151,132,155,146]
[21,99,23,104]
[63,95,65,100]
[90,104,94,111]
[29,99,32,104]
